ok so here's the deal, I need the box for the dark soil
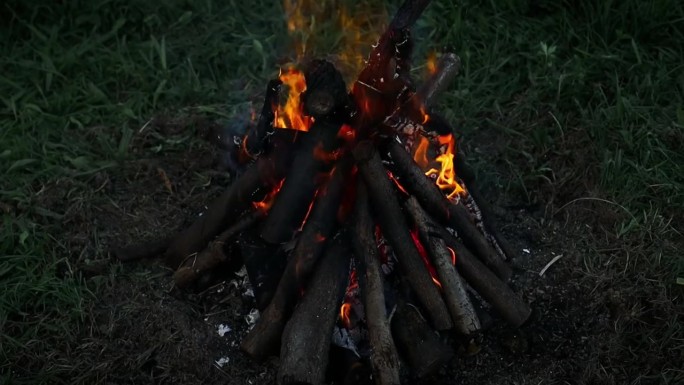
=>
[48,115,682,385]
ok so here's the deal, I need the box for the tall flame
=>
[273,67,313,132]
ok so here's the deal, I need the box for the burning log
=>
[278,233,351,385]
[164,130,297,269]
[415,53,461,108]
[173,210,262,290]
[241,157,352,359]
[352,183,401,385]
[405,196,481,335]
[391,298,453,378]
[436,227,531,327]
[353,140,452,331]
[260,60,347,244]
[384,139,513,281]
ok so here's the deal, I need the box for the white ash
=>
[217,324,232,337]
[214,356,230,368]
[245,308,260,328]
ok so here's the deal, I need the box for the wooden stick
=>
[278,234,351,385]
[352,182,401,385]
[353,140,452,331]
[385,139,512,281]
[172,211,262,290]
[391,298,453,378]
[241,158,351,360]
[405,196,481,335]
[436,227,531,327]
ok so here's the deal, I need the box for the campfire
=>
[117,0,531,384]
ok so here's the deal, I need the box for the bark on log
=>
[353,140,452,331]
[404,197,480,335]
[173,211,262,290]
[391,299,453,378]
[385,139,512,281]
[352,182,401,385]
[241,158,351,360]
[260,118,343,244]
[164,130,297,269]
[436,228,531,327]
[278,234,351,385]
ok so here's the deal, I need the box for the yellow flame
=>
[273,67,313,132]
[426,51,438,75]
[425,134,467,200]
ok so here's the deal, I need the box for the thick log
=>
[404,197,480,335]
[353,140,452,331]
[352,183,401,385]
[242,79,282,158]
[164,130,297,269]
[260,119,343,244]
[278,234,351,385]
[391,299,453,378]
[436,227,531,327]
[241,158,351,359]
[240,230,287,310]
[328,346,373,385]
[385,139,512,281]
[173,211,262,290]
[302,60,349,119]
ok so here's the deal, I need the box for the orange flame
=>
[413,136,430,169]
[425,134,466,200]
[273,67,313,132]
[339,268,358,329]
[410,229,442,289]
[253,179,285,213]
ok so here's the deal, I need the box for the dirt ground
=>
[44,115,682,385]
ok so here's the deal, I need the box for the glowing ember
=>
[447,246,457,266]
[273,67,313,132]
[253,179,285,213]
[387,170,409,196]
[425,134,466,200]
[410,229,442,289]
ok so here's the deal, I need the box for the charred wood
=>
[385,139,512,281]
[278,234,352,385]
[352,182,401,385]
[242,79,282,159]
[240,230,287,310]
[302,59,349,119]
[353,140,452,331]
[241,158,351,360]
[405,196,481,335]
[391,298,453,378]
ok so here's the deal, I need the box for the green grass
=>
[1,0,682,383]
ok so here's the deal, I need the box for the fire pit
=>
[116,0,531,384]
